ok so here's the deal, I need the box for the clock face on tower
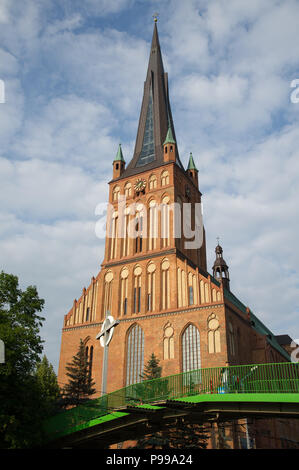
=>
[134,178,146,192]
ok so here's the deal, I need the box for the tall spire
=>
[121,21,184,178]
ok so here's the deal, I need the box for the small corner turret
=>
[187,152,199,188]
[163,125,176,163]
[212,241,230,290]
[113,143,126,179]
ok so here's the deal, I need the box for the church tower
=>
[58,21,291,401]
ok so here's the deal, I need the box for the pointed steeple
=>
[114,143,125,163]
[163,125,176,145]
[187,152,197,171]
[121,22,184,178]
[187,152,199,187]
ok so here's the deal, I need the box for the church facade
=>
[57,23,297,449]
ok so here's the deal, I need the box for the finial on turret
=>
[153,12,159,23]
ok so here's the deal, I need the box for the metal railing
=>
[44,362,299,441]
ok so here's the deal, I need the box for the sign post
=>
[96,311,119,396]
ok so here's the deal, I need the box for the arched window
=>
[110,211,118,260]
[161,195,170,248]
[149,174,157,190]
[208,314,221,353]
[188,272,198,306]
[124,182,132,198]
[112,185,120,202]
[133,266,142,313]
[85,306,90,322]
[120,268,129,315]
[161,170,169,186]
[205,282,210,303]
[126,324,144,385]
[148,200,158,250]
[182,324,201,373]
[161,259,170,310]
[134,204,144,254]
[147,262,156,312]
[177,268,187,308]
[89,345,94,378]
[228,322,235,356]
[103,271,113,317]
[121,206,131,257]
[163,322,174,360]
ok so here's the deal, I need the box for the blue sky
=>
[1,0,299,372]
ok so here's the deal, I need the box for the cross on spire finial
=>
[153,12,159,22]
[216,236,220,245]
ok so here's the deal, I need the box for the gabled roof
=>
[120,22,184,179]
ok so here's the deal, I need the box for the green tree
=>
[0,271,47,448]
[35,355,61,415]
[62,339,96,406]
[141,353,162,380]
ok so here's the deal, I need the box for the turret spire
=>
[212,241,230,290]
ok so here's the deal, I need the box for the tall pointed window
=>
[133,266,142,314]
[177,268,187,308]
[228,322,235,356]
[149,200,158,250]
[110,211,118,260]
[122,207,131,257]
[161,259,170,310]
[161,195,170,248]
[188,272,198,306]
[134,205,144,254]
[120,268,129,316]
[147,262,156,312]
[182,324,201,373]
[103,271,113,318]
[126,324,144,385]
[136,87,155,167]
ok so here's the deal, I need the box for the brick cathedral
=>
[58,22,298,448]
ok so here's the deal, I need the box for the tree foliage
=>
[0,271,55,448]
[35,355,61,415]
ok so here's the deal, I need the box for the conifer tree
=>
[62,339,96,406]
[141,353,162,380]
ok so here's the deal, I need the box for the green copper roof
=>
[163,125,176,145]
[187,152,198,171]
[114,144,125,162]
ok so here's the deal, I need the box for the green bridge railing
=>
[45,362,299,441]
